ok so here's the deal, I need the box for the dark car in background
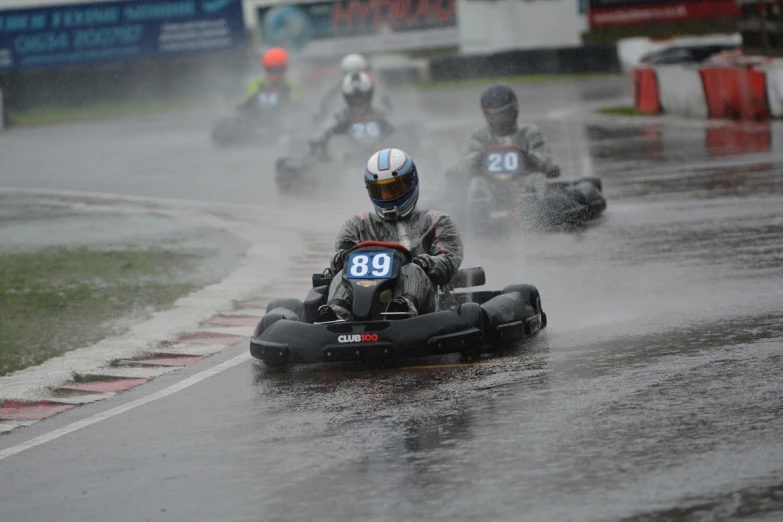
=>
[640,43,740,65]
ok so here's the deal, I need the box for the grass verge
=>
[597,105,653,117]
[8,97,210,127]
[0,247,198,377]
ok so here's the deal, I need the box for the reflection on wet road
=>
[1,77,782,521]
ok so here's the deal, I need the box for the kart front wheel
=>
[458,302,485,359]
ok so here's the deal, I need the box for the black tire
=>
[266,298,304,320]
[255,308,299,337]
[502,284,546,333]
[458,302,485,359]
[502,284,541,313]
[580,176,603,193]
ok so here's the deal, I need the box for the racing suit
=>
[240,77,302,109]
[327,209,463,318]
[310,106,396,150]
[458,123,561,178]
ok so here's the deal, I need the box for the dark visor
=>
[366,175,415,202]
[483,102,517,122]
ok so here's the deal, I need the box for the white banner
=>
[763,65,783,118]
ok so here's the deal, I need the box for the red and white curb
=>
[633,59,783,120]
[0,189,336,435]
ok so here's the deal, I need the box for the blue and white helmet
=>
[365,148,419,220]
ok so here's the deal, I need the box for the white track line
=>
[0,352,251,462]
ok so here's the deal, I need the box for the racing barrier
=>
[633,67,660,114]
[428,44,622,83]
[632,60,783,120]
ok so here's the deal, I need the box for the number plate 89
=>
[345,251,394,279]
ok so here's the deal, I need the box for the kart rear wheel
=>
[502,284,544,331]
[458,302,485,359]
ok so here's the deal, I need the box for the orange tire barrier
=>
[699,67,771,120]
[633,67,661,114]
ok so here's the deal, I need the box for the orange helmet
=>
[262,47,289,69]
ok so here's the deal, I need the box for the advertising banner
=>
[588,0,741,29]
[258,0,458,57]
[0,0,246,71]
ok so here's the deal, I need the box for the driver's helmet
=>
[342,71,374,111]
[365,148,419,221]
[341,53,371,74]
[480,83,519,136]
[262,47,289,82]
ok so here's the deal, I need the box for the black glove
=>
[412,255,433,274]
[331,249,348,271]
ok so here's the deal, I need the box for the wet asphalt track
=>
[1,77,783,521]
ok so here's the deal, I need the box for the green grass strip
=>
[0,247,198,377]
[597,105,653,117]
[8,97,210,127]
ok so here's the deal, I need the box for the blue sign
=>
[261,6,313,51]
[0,0,246,71]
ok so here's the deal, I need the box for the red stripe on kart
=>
[0,400,75,421]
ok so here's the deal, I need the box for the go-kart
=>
[250,241,546,367]
[274,118,439,195]
[211,88,290,147]
[443,146,606,234]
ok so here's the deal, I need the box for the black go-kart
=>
[274,119,440,196]
[211,88,290,147]
[250,241,546,367]
[443,147,606,234]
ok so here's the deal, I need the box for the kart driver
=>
[451,83,561,179]
[240,47,301,109]
[309,71,395,153]
[316,148,464,322]
[313,53,393,123]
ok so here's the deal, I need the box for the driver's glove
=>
[545,164,561,179]
[412,255,433,275]
[331,249,348,272]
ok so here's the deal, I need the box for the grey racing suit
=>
[457,123,561,178]
[314,82,394,124]
[327,208,463,317]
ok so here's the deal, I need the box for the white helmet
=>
[341,71,374,109]
[365,148,419,220]
[340,53,370,74]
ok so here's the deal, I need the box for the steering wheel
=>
[350,241,413,263]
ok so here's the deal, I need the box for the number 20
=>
[488,152,520,172]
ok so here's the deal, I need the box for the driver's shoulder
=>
[416,208,455,226]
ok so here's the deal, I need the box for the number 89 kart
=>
[250,241,547,367]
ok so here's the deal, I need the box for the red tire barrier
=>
[706,124,771,157]
[633,67,661,114]
[699,67,771,120]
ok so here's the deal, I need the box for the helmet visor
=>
[265,66,286,77]
[483,102,517,126]
[366,175,415,202]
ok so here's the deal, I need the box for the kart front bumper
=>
[250,311,483,364]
